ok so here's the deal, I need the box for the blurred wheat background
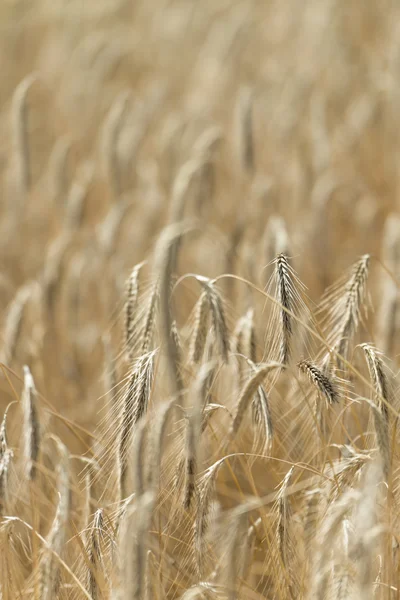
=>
[1,1,400,598]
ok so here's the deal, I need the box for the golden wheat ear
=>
[318,254,370,371]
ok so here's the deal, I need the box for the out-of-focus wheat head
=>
[0,1,399,598]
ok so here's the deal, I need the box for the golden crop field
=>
[0,1,399,598]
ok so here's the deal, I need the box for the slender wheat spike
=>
[12,74,35,207]
[1,284,31,364]
[97,198,131,257]
[298,359,340,405]
[154,223,189,394]
[40,439,70,600]
[132,419,147,498]
[360,344,391,477]
[42,232,72,313]
[195,457,227,575]
[0,449,13,517]
[149,399,175,491]
[274,253,296,365]
[229,362,282,440]
[360,344,390,420]
[140,282,159,354]
[320,254,370,370]
[65,162,94,231]
[48,136,72,206]
[102,91,130,200]
[183,372,204,509]
[118,351,155,500]
[197,278,229,363]
[86,508,105,600]
[235,86,254,174]
[124,261,145,360]
[190,290,209,364]
[22,366,40,481]
[276,467,299,598]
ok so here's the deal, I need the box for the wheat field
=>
[1,1,400,598]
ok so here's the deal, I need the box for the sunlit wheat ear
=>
[154,224,191,394]
[124,261,145,360]
[64,162,94,231]
[190,290,209,364]
[48,136,72,206]
[22,366,40,481]
[118,351,155,500]
[0,448,13,517]
[97,197,132,258]
[319,254,370,370]
[276,467,299,597]
[1,284,31,364]
[247,360,274,454]
[274,253,297,364]
[86,508,105,600]
[298,360,340,405]
[183,366,207,510]
[40,439,70,600]
[192,126,221,216]
[11,74,35,208]
[102,91,130,200]
[360,344,391,477]
[120,492,155,600]
[235,86,254,174]
[195,457,227,576]
[360,344,391,420]
[42,233,72,313]
[149,399,175,491]
[140,282,159,354]
[229,361,282,443]
[195,277,229,363]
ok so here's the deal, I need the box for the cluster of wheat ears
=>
[1,1,400,599]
